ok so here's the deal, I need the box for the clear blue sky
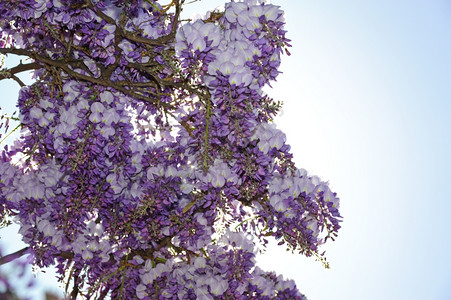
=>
[1,1,450,299]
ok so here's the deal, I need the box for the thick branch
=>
[0,61,41,87]
[0,48,32,56]
[0,62,42,81]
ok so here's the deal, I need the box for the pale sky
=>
[1,1,450,299]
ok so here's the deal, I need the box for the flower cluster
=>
[0,0,342,298]
[176,0,287,90]
[135,230,306,300]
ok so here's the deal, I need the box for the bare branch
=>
[0,61,41,82]
[0,48,32,57]
[10,74,26,87]
[0,247,29,265]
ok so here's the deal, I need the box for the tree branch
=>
[0,48,176,109]
[0,61,42,83]
[10,74,26,87]
[0,247,29,265]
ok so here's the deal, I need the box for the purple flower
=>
[89,102,105,123]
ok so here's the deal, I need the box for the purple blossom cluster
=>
[135,230,306,299]
[176,0,287,89]
[0,0,342,299]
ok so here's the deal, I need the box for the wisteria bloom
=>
[0,0,340,299]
